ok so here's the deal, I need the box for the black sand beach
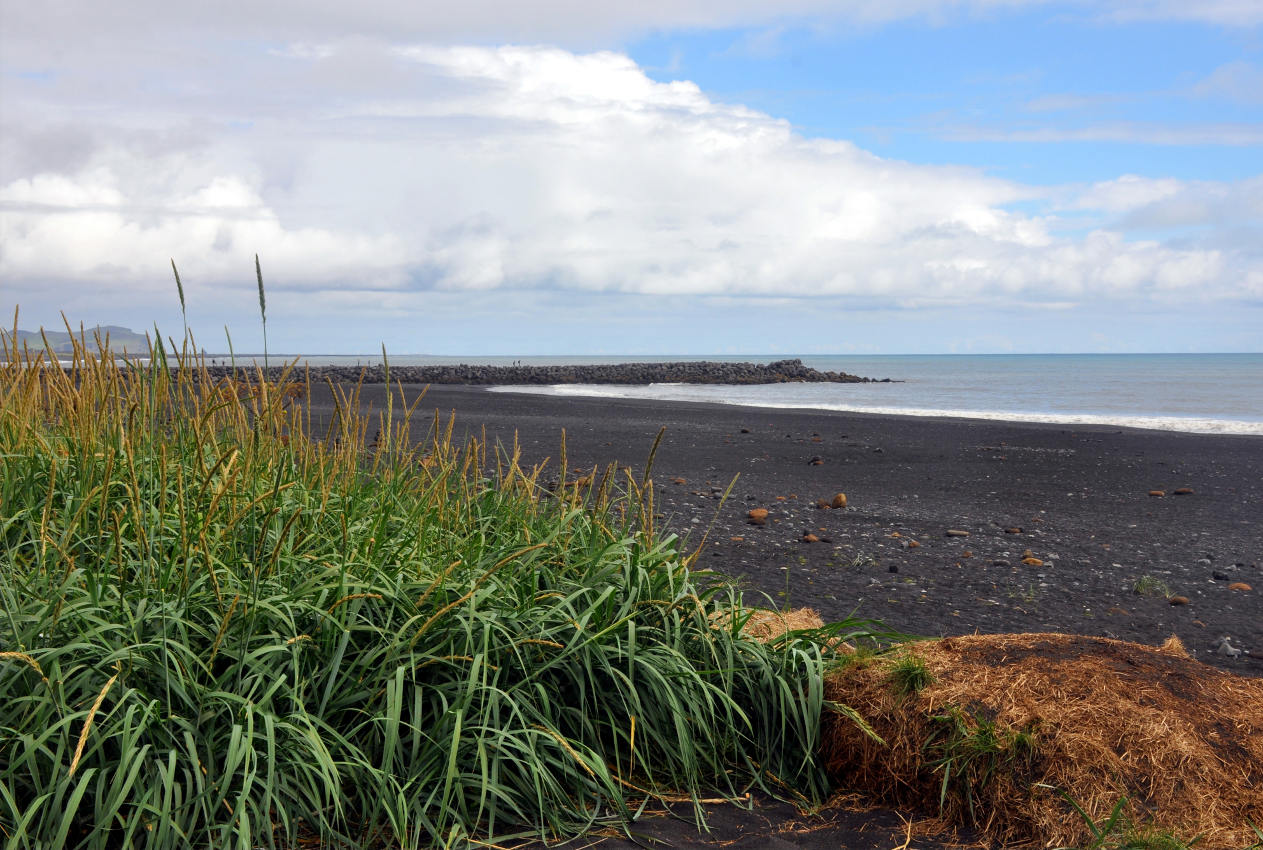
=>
[306,382,1263,848]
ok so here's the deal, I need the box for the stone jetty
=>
[196,358,881,385]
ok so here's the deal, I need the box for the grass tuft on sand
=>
[0,321,883,849]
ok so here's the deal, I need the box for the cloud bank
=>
[3,40,1258,330]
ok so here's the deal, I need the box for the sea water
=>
[480,353,1263,437]
[291,352,1263,436]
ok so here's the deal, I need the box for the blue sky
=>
[631,15,1263,183]
[1,1,1260,354]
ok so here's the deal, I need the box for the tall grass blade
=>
[255,253,268,370]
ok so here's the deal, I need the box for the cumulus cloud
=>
[2,42,1260,334]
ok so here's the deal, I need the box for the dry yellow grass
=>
[821,632,1263,848]
[735,607,825,641]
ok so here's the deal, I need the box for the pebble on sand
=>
[1174,487,1195,495]
[747,509,769,526]
[802,533,820,543]
[1169,595,1191,605]
[946,529,970,537]
[1229,582,1252,592]
[830,493,848,509]
[1022,557,1044,566]
[1149,490,1166,497]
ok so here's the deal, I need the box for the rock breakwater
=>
[198,358,882,385]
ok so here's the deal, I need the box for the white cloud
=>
[942,122,1263,146]
[1069,175,1186,212]
[0,0,1256,72]
[0,169,407,287]
[1023,93,1131,113]
[3,42,1258,327]
[1102,0,1263,27]
[1190,61,1263,105]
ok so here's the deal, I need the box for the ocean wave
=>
[487,384,1263,436]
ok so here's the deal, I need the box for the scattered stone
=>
[961,550,973,558]
[1173,487,1195,495]
[1005,527,1023,534]
[815,499,831,509]
[1149,490,1165,497]
[1214,636,1243,659]
[946,529,970,537]
[671,477,687,485]
[775,496,787,502]
[747,509,769,526]
[740,428,750,433]
[1021,557,1044,567]
[1229,582,1252,592]
[1168,595,1190,606]
[809,456,825,466]
[830,493,848,509]
[907,540,921,549]
[1023,549,1035,559]
[1107,606,1129,616]
[729,536,744,542]
[802,533,820,543]
[873,447,884,453]
[888,564,899,573]
[992,559,1010,567]
[1213,571,1231,581]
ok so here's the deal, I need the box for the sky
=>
[1,1,1261,355]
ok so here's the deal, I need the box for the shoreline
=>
[307,382,1263,678]
[489,384,1263,437]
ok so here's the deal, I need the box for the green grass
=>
[1045,790,1210,850]
[1132,575,1171,598]
[886,651,933,696]
[0,320,883,849]
[923,706,1037,827]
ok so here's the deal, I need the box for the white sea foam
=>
[488,383,1263,436]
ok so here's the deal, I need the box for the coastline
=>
[308,382,1263,677]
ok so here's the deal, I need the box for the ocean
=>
[286,353,1263,437]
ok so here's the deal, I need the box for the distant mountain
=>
[4,326,153,355]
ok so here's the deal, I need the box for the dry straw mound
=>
[735,607,825,641]
[821,633,1263,848]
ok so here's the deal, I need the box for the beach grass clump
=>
[886,650,933,697]
[1132,575,1171,598]
[0,323,880,849]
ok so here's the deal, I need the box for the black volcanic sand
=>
[306,383,1263,849]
